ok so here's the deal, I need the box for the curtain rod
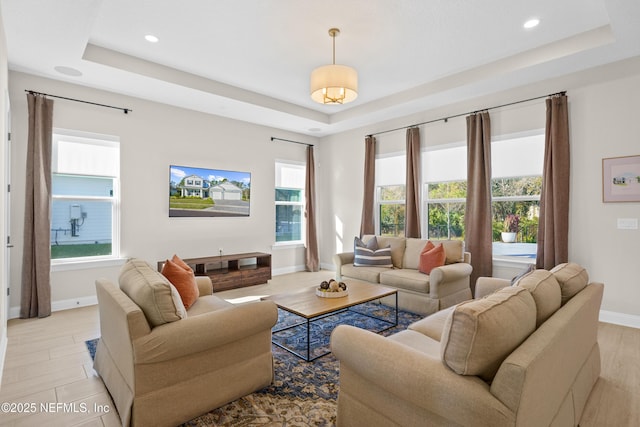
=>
[270,136,313,147]
[367,91,566,137]
[25,90,132,114]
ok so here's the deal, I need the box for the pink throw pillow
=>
[161,258,199,309]
[419,242,446,274]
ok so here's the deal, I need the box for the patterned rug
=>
[86,302,422,426]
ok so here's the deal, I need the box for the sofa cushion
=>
[511,264,536,286]
[119,258,187,327]
[550,263,589,305]
[161,258,200,309]
[354,238,393,268]
[440,286,536,382]
[409,305,455,341]
[342,264,390,283]
[515,270,562,327]
[187,294,234,316]
[363,235,405,268]
[419,242,446,274]
[379,269,429,293]
[404,238,465,268]
[388,330,442,359]
[403,238,426,269]
[433,239,465,265]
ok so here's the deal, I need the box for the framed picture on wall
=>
[602,155,640,203]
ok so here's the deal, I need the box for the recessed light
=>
[145,34,159,43]
[54,66,83,77]
[523,18,540,29]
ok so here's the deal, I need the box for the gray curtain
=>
[405,127,421,237]
[21,93,54,318]
[464,111,492,292]
[360,135,376,236]
[305,145,319,271]
[536,95,570,269]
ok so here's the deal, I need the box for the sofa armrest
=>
[428,262,473,299]
[333,252,355,280]
[195,276,213,296]
[133,300,278,363]
[331,325,512,426]
[475,277,510,299]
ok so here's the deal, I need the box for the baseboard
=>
[320,262,336,272]
[272,265,307,276]
[272,263,336,277]
[8,295,98,320]
[599,310,640,329]
[0,333,7,389]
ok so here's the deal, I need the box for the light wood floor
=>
[0,271,638,426]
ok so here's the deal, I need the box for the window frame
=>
[374,152,407,237]
[274,160,306,246]
[377,184,406,237]
[50,129,121,267]
[423,180,467,240]
[420,131,544,260]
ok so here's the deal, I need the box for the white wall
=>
[318,58,640,324]
[0,4,9,379]
[6,59,640,326]
[8,71,317,316]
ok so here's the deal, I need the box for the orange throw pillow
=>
[161,259,199,309]
[419,241,446,274]
[171,254,192,272]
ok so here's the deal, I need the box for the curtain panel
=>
[305,145,319,272]
[360,135,376,236]
[536,95,570,269]
[464,111,493,291]
[405,127,421,238]
[21,93,54,318]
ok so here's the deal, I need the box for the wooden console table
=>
[157,252,271,292]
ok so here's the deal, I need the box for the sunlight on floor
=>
[226,295,268,304]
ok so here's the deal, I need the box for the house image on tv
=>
[177,174,210,197]
[210,182,243,200]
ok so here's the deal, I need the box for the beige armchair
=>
[94,260,278,427]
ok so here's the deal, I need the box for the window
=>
[51,130,120,261]
[376,154,406,236]
[426,181,466,239]
[491,134,543,258]
[423,144,467,240]
[379,185,406,236]
[422,132,543,259]
[275,161,305,243]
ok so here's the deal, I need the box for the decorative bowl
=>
[316,288,349,298]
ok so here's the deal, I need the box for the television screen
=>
[169,165,251,217]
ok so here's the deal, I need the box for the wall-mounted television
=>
[169,165,251,217]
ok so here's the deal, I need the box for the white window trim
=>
[275,160,306,246]
[51,129,121,267]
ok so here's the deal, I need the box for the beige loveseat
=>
[331,263,603,426]
[94,259,278,427]
[334,235,472,315]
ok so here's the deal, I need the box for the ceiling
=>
[2,0,639,137]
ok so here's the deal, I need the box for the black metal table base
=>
[271,293,399,362]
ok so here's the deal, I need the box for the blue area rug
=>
[86,302,422,426]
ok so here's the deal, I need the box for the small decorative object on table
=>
[316,279,348,298]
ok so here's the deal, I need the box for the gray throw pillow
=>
[354,236,393,267]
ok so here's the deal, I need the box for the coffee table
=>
[262,280,398,361]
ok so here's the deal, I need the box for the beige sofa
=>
[94,259,278,427]
[331,263,603,426]
[334,235,472,315]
